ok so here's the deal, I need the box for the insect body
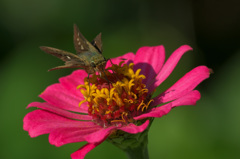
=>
[40,24,107,74]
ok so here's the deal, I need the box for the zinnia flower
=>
[23,45,211,159]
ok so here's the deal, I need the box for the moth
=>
[40,24,107,75]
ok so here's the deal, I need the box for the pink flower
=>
[23,45,211,159]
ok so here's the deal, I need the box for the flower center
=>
[77,62,153,127]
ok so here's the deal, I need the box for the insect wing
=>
[91,32,103,53]
[73,24,101,55]
[40,46,85,71]
[73,24,90,53]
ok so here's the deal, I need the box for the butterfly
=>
[40,24,107,75]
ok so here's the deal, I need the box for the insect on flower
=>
[24,23,212,159]
[40,24,107,75]
[24,43,211,159]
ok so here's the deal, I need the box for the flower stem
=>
[107,127,150,159]
[124,141,149,159]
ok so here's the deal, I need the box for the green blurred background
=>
[0,0,239,159]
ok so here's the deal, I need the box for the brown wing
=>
[73,24,91,53]
[73,24,101,54]
[91,32,103,53]
[40,46,85,71]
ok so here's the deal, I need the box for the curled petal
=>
[27,102,91,120]
[133,45,165,87]
[135,90,201,120]
[149,45,192,92]
[152,66,210,106]
[134,103,172,120]
[71,142,102,159]
[171,90,201,107]
[118,120,150,134]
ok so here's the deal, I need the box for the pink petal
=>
[133,45,165,87]
[49,127,100,147]
[106,52,135,68]
[149,45,193,92]
[134,103,172,120]
[171,90,201,107]
[23,110,97,137]
[134,90,201,120]
[118,120,150,134]
[71,142,103,159]
[59,69,87,97]
[27,102,92,120]
[40,83,88,113]
[84,126,115,143]
[152,66,210,106]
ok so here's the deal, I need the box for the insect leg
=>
[109,59,123,83]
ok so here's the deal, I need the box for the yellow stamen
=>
[77,62,152,126]
[141,99,154,112]
[124,99,134,104]
[111,112,128,123]
[79,99,87,107]
[137,100,145,111]
[131,92,137,99]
